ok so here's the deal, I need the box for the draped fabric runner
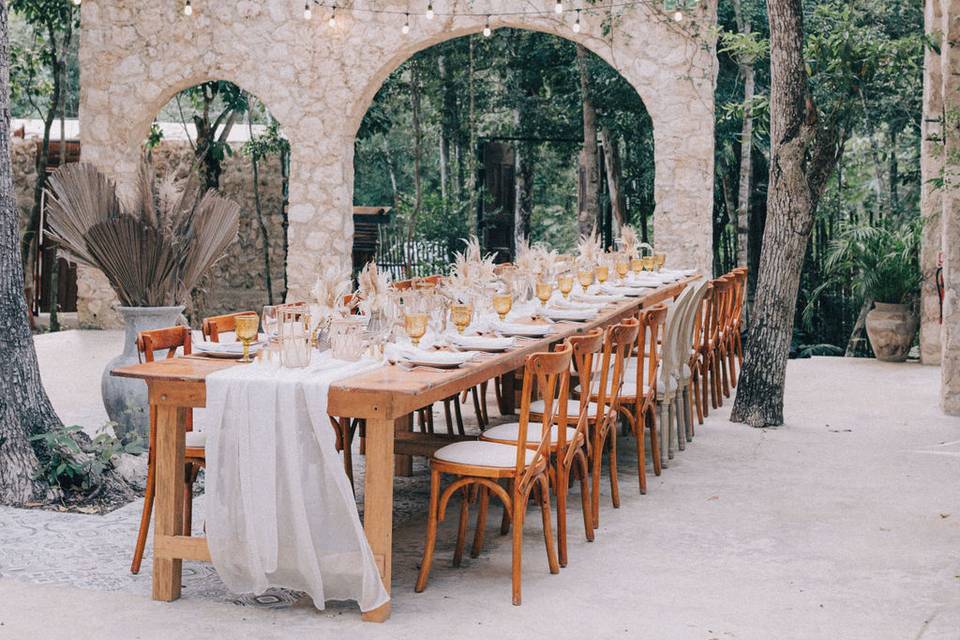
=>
[199,351,389,612]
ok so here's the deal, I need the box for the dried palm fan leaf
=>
[577,230,601,266]
[356,260,392,316]
[45,163,123,267]
[45,161,240,308]
[619,224,639,257]
[178,190,241,296]
[312,254,353,319]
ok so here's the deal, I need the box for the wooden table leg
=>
[394,413,413,477]
[152,403,187,601]
[362,416,395,622]
[500,370,517,414]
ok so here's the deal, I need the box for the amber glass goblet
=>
[235,313,260,363]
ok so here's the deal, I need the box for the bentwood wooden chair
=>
[676,280,712,439]
[483,330,602,566]
[615,308,666,492]
[727,267,748,385]
[416,344,570,606]
[201,310,257,342]
[689,281,713,425]
[130,326,206,575]
[711,275,737,403]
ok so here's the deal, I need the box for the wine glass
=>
[450,303,473,334]
[642,255,656,271]
[557,274,574,299]
[262,305,280,341]
[235,313,260,363]
[577,268,594,293]
[536,280,553,307]
[654,252,666,271]
[492,292,513,320]
[404,312,429,346]
[595,263,609,284]
[614,255,630,284]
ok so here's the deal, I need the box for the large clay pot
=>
[101,306,185,440]
[865,302,918,363]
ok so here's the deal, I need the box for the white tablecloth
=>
[198,351,389,612]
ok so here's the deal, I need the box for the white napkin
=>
[550,299,600,311]
[194,340,263,355]
[573,292,626,304]
[598,284,646,297]
[449,334,517,351]
[385,344,478,366]
[541,307,598,321]
[492,321,555,336]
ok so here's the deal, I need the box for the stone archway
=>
[79,0,718,321]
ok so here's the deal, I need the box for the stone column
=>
[940,0,960,414]
[921,0,944,365]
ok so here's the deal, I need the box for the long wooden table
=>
[112,276,693,622]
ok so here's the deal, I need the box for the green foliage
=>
[29,424,144,493]
[241,118,290,161]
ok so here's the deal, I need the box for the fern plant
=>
[803,217,921,328]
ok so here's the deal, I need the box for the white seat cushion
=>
[482,422,580,445]
[434,440,535,468]
[528,398,598,417]
[185,431,206,448]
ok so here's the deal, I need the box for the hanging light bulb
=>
[303,1,312,20]
[673,8,683,21]
[183,0,192,16]
[483,15,491,37]
[554,0,563,14]
[402,12,410,33]
[328,5,337,26]
[72,0,81,6]
[572,9,581,32]
[426,1,434,20]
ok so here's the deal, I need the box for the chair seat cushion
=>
[529,398,598,417]
[185,431,206,448]
[434,440,535,468]
[482,422,580,445]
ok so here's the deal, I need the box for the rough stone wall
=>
[938,0,960,415]
[77,0,719,308]
[920,0,943,366]
[13,140,287,328]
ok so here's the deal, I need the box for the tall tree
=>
[0,0,61,505]
[730,0,844,427]
[576,44,600,237]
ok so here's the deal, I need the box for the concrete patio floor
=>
[2,331,959,639]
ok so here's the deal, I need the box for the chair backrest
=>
[659,284,697,385]
[137,326,191,362]
[136,326,194,432]
[634,304,668,399]
[202,311,257,342]
[516,342,573,480]
[568,328,604,417]
[729,268,748,328]
[676,279,713,373]
[711,276,737,337]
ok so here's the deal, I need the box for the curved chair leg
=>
[130,451,156,574]
[453,487,470,567]
[634,409,647,494]
[555,463,569,568]
[415,469,442,593]
[667,398,676,460]
[574,451,594,541]
[471,485,489,558]
[591,430,603,527]
[647,403,662,476]
[658,399,669,469]
[538,475,560,575]
[511,492,525,605]
[608,429,620,509]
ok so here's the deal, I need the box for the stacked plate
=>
[491,321,555,337]
[449,334,516,352]
[194,340,263,359]
[387,346,479,369]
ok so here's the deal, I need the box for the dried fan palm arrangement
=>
[355,261,393,316]
[618,224,639,258]
[577,230,602,267]
[44,161,240,307]
[311,254,353,319]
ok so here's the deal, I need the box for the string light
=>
[483,15,491,36]
[673,9,682,20]
[328,4,337,26]
[572,8,581,32]
[72,0,81,6]
[183,0,192,16]
[426,1,434,19]
[402,12,410,33]
[554,0,563,14]
[304,1,312,19]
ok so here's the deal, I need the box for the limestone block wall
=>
[78,0,719,307]
[920,0,943,366]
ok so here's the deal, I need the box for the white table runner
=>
[198,351,389,612]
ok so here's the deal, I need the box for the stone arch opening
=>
[351,26,656,276]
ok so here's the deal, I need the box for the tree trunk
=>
[730,0,843,428]
[736,64,755,271]
[405,62,424,278]
[576,45,600,237]
[0,4,61,505]
[599,129,626,229]
[247,112,273,305]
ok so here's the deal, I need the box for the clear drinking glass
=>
[330,316,365,361]
[279,308,311,368]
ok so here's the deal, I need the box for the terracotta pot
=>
[101,306,185,440]
[865,302,917,362]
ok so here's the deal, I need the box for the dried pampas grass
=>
[45,160,240,307]
[356,261,392,316]
[311,254,353,319]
